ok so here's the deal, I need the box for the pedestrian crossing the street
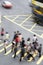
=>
[0,42,43,64]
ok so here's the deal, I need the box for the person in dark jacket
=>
[19,38,25,61]
[27,50,35,61]
[13,31,20,58]
[11,31,17,52]
[38,44,42,58]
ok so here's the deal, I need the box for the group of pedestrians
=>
[0,28,42,62]
[0,28,10,53]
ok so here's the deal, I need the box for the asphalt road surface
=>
[0,0,43,65]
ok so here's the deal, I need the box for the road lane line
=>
[3,15,29,17]
[3,16,43,39]
[37,55,43,64]
[12,16,19,21]
[30,23,36,31]
[0,44,12,53]
[20,15,32,25]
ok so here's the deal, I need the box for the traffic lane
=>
[0,0,32,15]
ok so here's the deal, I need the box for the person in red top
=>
[0,28,5,41]
[15,35,20,46]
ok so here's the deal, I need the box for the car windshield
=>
[3,2,5,4]
[36,0,43,3]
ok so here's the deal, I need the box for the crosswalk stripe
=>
[22,53,27,60]
[28,53,37,62]
[37,55,43,64]
[4,45,20,56]
[0,44,12,53]
[12,49,21,57]
[0,43,4,47]
[12,46,27,58]
[27,51,38,62]
[4,49,11,55]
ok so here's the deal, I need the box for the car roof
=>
[4,1,12,4]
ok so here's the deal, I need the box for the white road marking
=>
[3,16,43,39]
[12,49,21,57]
[0,44,12,53]
[12,16,19,21]
[30,23,36,31]
[3,15,29,17]
[4,49,11,55]
[20,15,32,25]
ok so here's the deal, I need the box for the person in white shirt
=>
[33,34,38,43]
[4,32,10,53]
[27,38,31,46]
[5,32,10,41]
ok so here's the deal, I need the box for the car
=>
[2,1,12,8]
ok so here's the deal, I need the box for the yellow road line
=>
[12,49,21,57]
[37,55,43,64]
[0,44,12,53]
[20,15,32,25]
[30,23,36,31]
[0,43,4,47]
[12,16,19,21]
[22,53,27,60]
[28,53,37,62]
[4,49,11,55]
[3,16,43,39]
[4,45,20,55]
[28,51,38,62]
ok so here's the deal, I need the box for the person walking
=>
[0,28,5,41]
[38,44,42,58]
[19,38,25,61]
